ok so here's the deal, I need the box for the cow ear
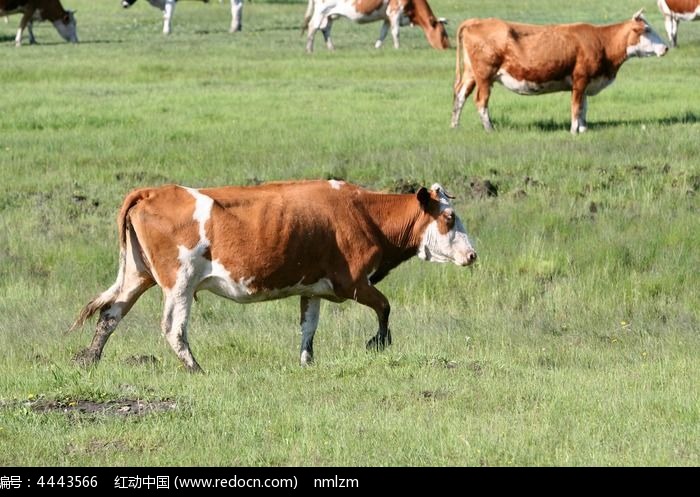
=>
[417,187,431,209]
[633,8,645,21]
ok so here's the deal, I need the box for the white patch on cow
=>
[300,350,313,365]
[417,185,476,266]
[51,11,78,43]
[497,70,573,95]
[162,0,175,34]
[626,22,668,57]
[328,179,345,190]
[184,187,214,246]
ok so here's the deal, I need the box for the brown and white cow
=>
[122,0,243,35]
[302,0,449,52]
[1,0,77,46]
[657,0,700,47]
[70,180,476,372]
[450,10,668,134]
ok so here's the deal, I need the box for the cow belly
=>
[197,266,337,303]
[496,70,572,95]
[326,3,387,23]
[584,76,614,96]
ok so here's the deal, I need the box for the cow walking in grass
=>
[450,10,668,134]
[70,180,476,372]
[122,0,243,35]
[302,0,449,52]
[1,0,77,46]
[657,0,700,47]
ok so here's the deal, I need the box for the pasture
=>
[0,0,698,466]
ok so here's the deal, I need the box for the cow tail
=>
[67,189,151,332]
[454,23,465,89]
[301,0,314,34]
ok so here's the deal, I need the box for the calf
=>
[70,180,476,372]
[657,0,700,47]
[450,10,667,134]
[0,0,77,46]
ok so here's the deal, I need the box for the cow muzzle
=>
[457,250,477,267]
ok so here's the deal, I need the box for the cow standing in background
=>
[657,0,700,47]
[70,180,476,372]
[1,0,77,46]
[302,0,449,52]
[451,10,668,134]
[122,0,243,35]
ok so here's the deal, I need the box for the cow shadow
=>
[531,111,699,132]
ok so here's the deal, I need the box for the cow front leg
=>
[229,0,242,32]
[664,15,678,47]
[15,10,34,46]
[162,0,175,35]
[344,284,391,351]
[320,17,335,50]
[570,86,587,134]
[375,20,389,48]
[161,289,202,373]
[299,297,321,365]
[390,14,400,48]
[27,21,36,44]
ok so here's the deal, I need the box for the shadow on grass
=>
[530,111,700,132]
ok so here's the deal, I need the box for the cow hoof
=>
[73,349,99,368]
[366,332,392,351]
[184,362,204,374]
[300,350,314,366]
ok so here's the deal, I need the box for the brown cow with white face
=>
[657,0,700,47]
[1,0,77,46]
[450,10,668,134]
[70,180,476,372]
[303,0,449,52]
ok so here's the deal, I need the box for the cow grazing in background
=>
[122,0,243,35]
[302,0,449,52]
[657,0,700,46]
[69,180,476,372]
[1,0,77,46]
[451,10,668,134]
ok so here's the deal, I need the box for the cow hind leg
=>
[662,15,677,47]
[229,0,242,32]
[299,297,321,365]
[73,271,154,367]
[451,76,476,128]
[162,0,175,35]
[161,289,202,373]
[320,17,335,50]
[375,20,389,48]
[474,81,494,131]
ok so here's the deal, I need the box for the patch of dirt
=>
[124,354,160,366]
[29,398,177,417]
[469,178,498,198]
[419,390,450,401]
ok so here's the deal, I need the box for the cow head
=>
[416,184,476,266]
[627,9,668,57]
[122,0,138,8]
[53,10,78,43]
[425,16,450,49]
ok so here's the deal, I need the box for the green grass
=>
[0,0,698,466]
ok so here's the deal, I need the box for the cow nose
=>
[462,251,477,266]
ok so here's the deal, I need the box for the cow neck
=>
[406,0,434,31]
[361,192,425,255]
[602,21,639,67]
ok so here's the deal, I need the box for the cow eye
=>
[444,210,455,227]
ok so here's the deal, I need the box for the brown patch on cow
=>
[352,0,385,15]
[29,398,177,416]
[664,0,700,14]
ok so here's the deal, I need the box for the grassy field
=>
[0,0,698,466]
